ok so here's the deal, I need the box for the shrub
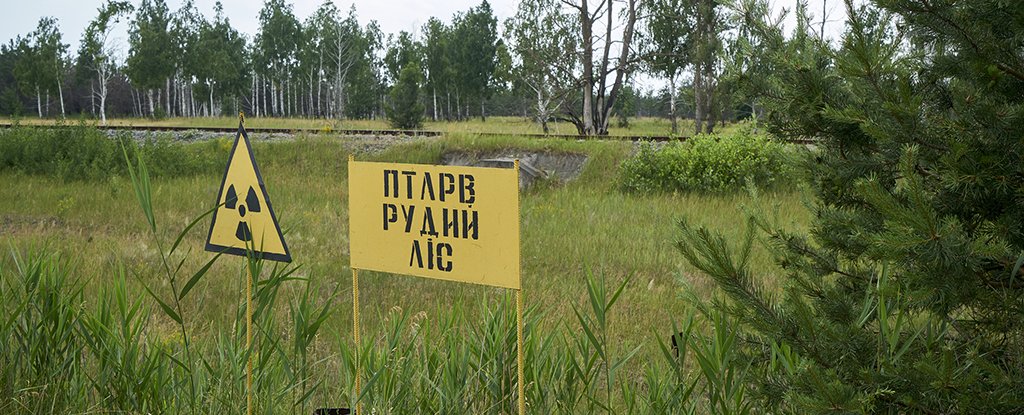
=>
[619,124,793,193]
[387,63,425,130]
[0,125,221,181]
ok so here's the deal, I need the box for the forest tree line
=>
[0,0,830,135]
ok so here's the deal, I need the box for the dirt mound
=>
[441,151,588,188]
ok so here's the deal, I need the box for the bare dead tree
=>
[559,0,641,136]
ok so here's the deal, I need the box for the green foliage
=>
[0,251,89,411]
[383,31,422,84]
[76,1,133,82]
[451,0,499,118]
[422,17,453,108]
[613,85,637,128]
[387,63,425,129]
[336,269,746,413]
[12,17,68,118]
[0,246,334,414]
[343,18,385,120]
[0,125,221,181]
[674,1,1024,413]
[126,0,174,93]
[254,0,300,89]
[0,236,766,414]
[192,3,248,103]
[504,0,577,132]
[620,124,793,193]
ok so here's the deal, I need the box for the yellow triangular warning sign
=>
[205,122,291,262]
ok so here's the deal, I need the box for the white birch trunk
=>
[99,87,107,125]
[165,78,171,116]
[317,55,323,117]
[251,72,257,117]
[57,76,65,118]
[98,73,108,125]
[271,79,277,116]
[210,82,215,117]
[130,88,137,118]
[668,74,678,134]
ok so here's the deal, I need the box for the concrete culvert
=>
[441,151,588,189]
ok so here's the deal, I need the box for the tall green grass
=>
[0,245,762,413]
[0,147,338,414]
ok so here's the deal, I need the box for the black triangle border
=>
[204,122,292,263]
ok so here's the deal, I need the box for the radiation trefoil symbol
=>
[204,122,292,263]
[224,184,261,241]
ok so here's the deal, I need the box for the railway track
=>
[0,123,818,144]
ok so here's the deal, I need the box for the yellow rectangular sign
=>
[348,160,521,289]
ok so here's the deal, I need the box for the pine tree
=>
[387,63,424,129]
[678,0,1024,412]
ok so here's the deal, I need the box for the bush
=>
[0,124,221,181]
[387,63,425,129]
[619,124,793,193]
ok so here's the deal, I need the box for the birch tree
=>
[171,1,203,117]
[255,0,300,117]
[127,0,174,117]
[648,0,692,134]
[14,18,68,118]
[342,18,383,119]
[300,1,334,118]
[384,31,421,87]
[451,1,498,121]
[422,18,451,121]
[506,0,578,134]
[79,1,133,125]
[196,1,247,117]
[327,15,359,119]
[690,0,724,134]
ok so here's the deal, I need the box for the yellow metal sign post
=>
[347,157,524,414]
[206,114,292,415]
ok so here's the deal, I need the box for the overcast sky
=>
[0,0,850,89]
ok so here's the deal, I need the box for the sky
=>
[0,0,851,90]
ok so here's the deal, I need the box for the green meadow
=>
[0,125,809,412]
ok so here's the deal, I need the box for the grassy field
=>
[0,115,737,138]
[0,130,809,411]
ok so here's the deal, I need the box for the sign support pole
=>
[349,154,363,415]
[516,289,525,415]
[352,267,362,415]
[514,159,525,415]
[246,256,254,415]
[204,112,291,415]
[242,112,254,415]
